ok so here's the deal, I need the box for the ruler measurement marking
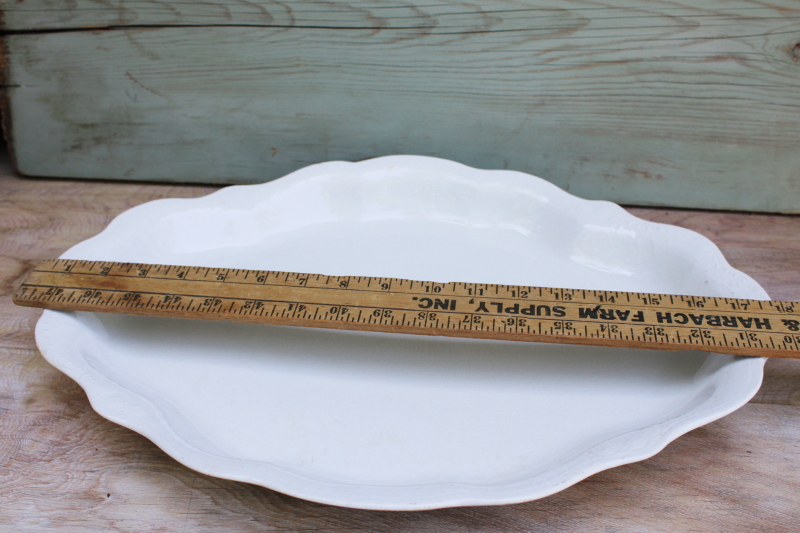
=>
[14,260,800,359]
[28,266,785,315]
[29,283,785,335]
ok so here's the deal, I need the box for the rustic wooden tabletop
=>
[1,150,798,531]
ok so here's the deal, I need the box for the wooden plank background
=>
[1,149,800,530]
[1,0,799,212]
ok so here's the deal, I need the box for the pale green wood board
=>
[2,0,799,212]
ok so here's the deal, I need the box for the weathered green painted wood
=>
[2,0,800,32]
[2,1,800,211]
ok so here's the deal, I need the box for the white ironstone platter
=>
[36,156,767,510]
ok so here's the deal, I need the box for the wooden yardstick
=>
[13,259,800,359]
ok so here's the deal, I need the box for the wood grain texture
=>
[2,0,800,212]
[2,0,800,33]
[1,151,799,530]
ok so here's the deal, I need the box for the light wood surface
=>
[1,151,799,530]
[3,0,800,212]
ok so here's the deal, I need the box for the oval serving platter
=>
[35,156,767,510]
